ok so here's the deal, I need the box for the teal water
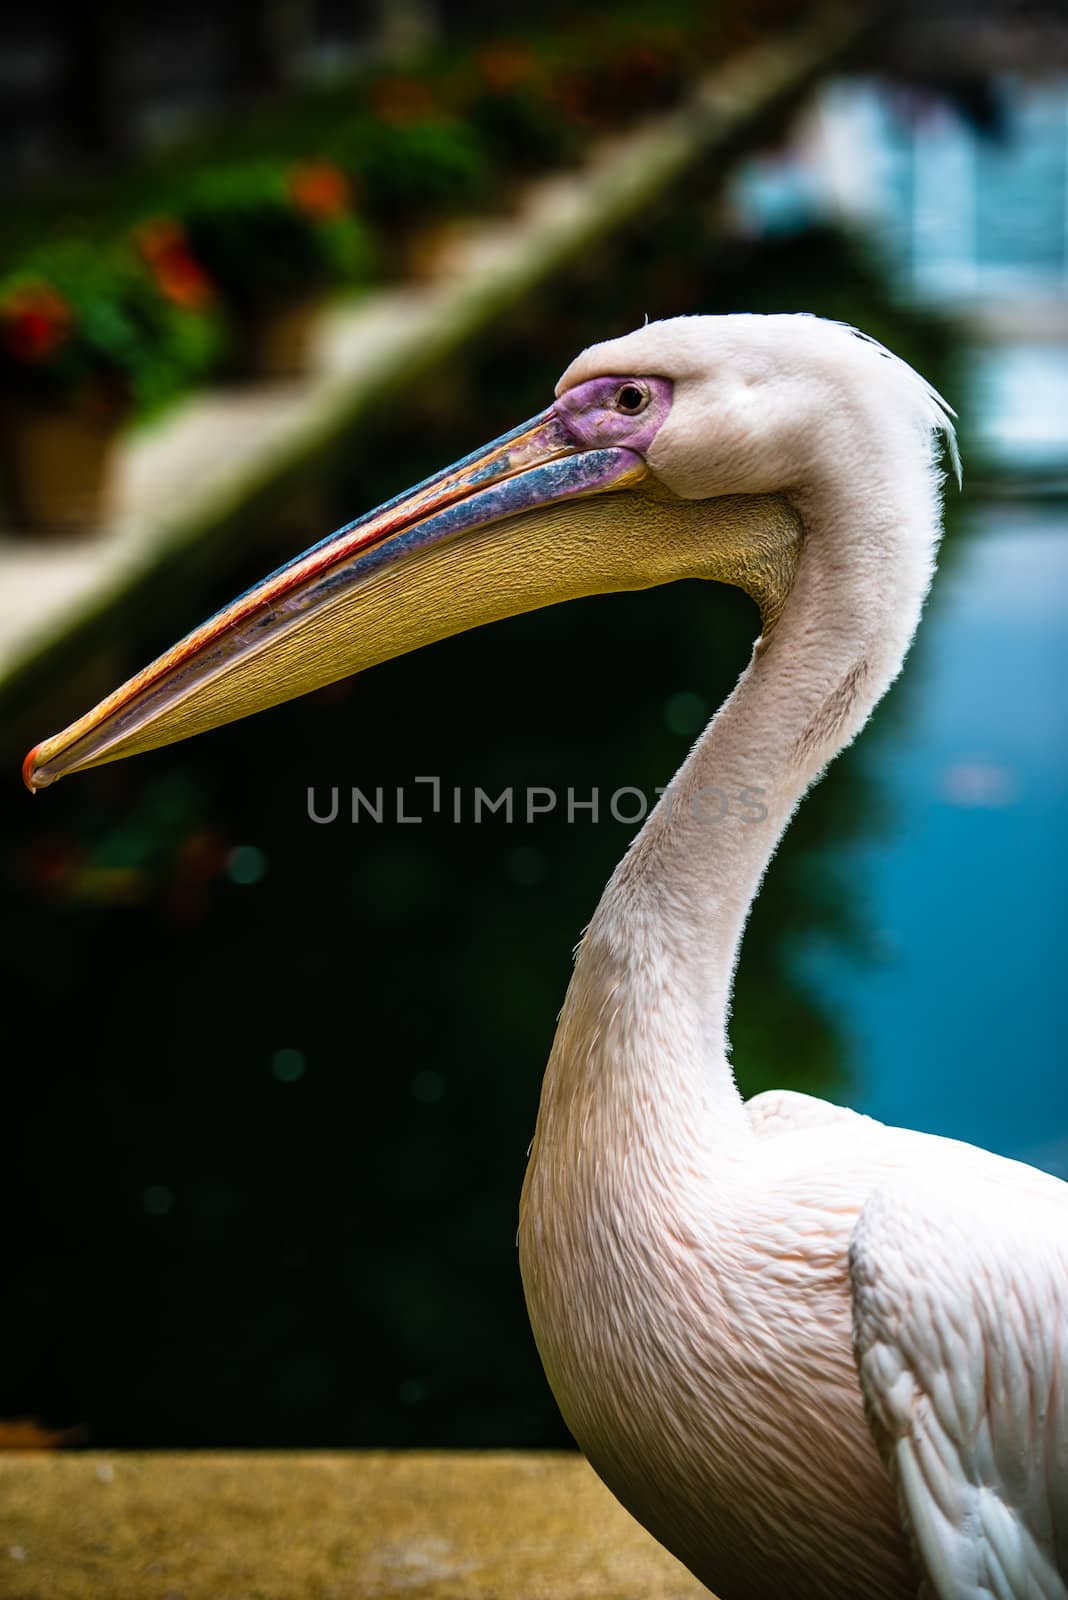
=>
[800,502,1068,1174]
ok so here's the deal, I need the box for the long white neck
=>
[537,434,945,1157]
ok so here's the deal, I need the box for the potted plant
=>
[460,44,584,179]
[332,101,496,281]
[174,161,373,378]
[0,240,222,533]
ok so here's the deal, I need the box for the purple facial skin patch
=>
[554,375,674,456]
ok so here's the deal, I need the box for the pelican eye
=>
[614,383,648,415]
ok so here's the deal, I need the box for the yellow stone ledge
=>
[0,1451,710,1599]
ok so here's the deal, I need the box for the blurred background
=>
[0,0,1065,1450]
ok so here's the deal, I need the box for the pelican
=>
[24,314,1068,1600]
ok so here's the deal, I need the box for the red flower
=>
[135,218,215,310]
[288,161,351,221]
[0,283,74,364]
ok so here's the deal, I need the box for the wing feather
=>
[850,1178,1068,1600]
[746,1087,879,1139]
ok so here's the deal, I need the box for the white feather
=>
[852,1177,1068,1600]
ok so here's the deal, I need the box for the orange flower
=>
[0,282,74,363]
[135,218,215,310]
[288,161,351,221]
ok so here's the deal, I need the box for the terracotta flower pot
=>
[0,398,122,534]
[237,298,323,379]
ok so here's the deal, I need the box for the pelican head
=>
[23,313,955,791]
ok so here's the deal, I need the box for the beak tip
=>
[22,745,50,793]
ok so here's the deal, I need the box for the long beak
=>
[23,409,649,790]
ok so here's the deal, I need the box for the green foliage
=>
[0,240,224,414]
[332,117,496,228]
[464,83,583,174]
[175,163,375,312]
